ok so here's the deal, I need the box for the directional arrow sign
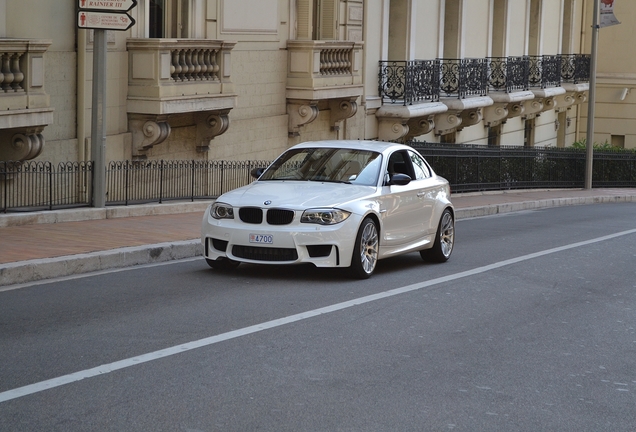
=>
[78,0,137,12]
[77,10,135,31]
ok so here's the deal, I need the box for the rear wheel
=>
[206,257,241,270]
[349,217,379,279]
[420,208,454,263]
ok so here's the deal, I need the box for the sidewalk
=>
[2,188,636,288]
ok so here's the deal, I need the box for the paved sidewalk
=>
[1,188,636,287]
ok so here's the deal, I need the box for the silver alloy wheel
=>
[439,211,454,258]
[360,221,379,274]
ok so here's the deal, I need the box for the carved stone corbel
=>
[434,111,463,136]
[573,92,587,105]
[287,100,319,136]
[405,115,435,140]
[329,98,358,131]
[506,102,525,119]
[377,118,410,142]
[458,108,482,131]
[195,110,231,152]
[540,97,557,113]
[483,103,509,127]
[130,115,171,159]
[522,99,544,120]
[555,92,576,112]
[0,127,46,161]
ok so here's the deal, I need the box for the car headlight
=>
[301,208,351,225]
[210,202,234,219]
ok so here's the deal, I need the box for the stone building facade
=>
[1,0,614,166]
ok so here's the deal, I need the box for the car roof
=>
[289,140,412,154]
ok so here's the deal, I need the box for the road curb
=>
[0,201,212,228]
[0,240,201,287]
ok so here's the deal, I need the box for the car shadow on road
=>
[193,253,435,282]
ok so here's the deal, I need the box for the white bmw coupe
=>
[201,140,454,278]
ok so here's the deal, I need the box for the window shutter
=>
[297,0,312,40]
[319,0,337,40]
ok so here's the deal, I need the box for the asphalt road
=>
[1,203,635,431]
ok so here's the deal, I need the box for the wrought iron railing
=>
[378,60,441,105]
[439,58,489,98]
[379,54,588,105]
[528,55,562,88]
[560,54,591,84]
[487,56,529,92]
[410,142,636,192]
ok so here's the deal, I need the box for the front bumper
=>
[201,211,362,268]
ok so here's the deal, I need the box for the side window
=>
[409,150,432,180]
[386,151,414,184]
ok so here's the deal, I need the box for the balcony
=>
[377,60,447,140]
[0,38,53,161]
[556,54,591,111]
[286,40,364,135]
[485,56,534,126]
[377,54,590,140]
[126,38,237,158]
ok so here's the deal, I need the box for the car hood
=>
[218,181,377,209]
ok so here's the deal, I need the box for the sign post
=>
[78,0,136,207]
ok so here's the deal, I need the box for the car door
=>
[378,150,429,247]
[407,150,439,236]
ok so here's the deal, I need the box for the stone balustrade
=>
[127,38,236,114]
[0,39,53,161]
[287,40,364,91]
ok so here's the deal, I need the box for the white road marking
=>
[1,228,635,404]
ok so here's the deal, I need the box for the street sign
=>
[78,0,137,12]
[77,10,135,31]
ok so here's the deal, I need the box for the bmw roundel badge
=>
[264,200,272,206]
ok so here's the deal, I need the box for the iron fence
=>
[2,149,635,212]
[410,143,636,192]
[1,159,270,212]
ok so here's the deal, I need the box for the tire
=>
[420,208,454,263]
[349,217,379,279]
[206,257,240,270]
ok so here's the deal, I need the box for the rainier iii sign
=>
[78,0,137,12]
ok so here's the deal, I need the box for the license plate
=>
[249,234,273,244]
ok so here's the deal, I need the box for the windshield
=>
[259,148,382,186]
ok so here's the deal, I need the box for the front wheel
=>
[349,217,379,279]
[420,208,454,263]
[206,257,241,270]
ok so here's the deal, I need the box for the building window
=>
[488,125,502,147]
[297,0,337,40]
[524,118,535,147]
[149,0,190,38]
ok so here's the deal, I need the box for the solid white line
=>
[1,228,635,404]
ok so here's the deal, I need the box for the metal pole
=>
[584,0,599,189]
[91,29,107,207]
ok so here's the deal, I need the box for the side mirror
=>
[389,173,411,186]
[250,167,266,179]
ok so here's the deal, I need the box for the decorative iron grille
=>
[560,54,591,84]
[378,60,440,105]
[439,58,488,98]
[528,55,562,88]
[487,56,529,92]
